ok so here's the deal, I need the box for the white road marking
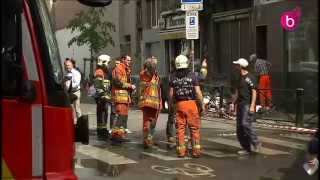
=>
[141,152,191,161]
[75,163,85,169]
[258,136,307,150]
[77,145,137,165]
[158,140,237,158]
[280,134,311,141]
[204,137,290,155]
[202,150,238,158]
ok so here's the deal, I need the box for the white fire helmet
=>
[175,54,189,69]
[97,54,111,67]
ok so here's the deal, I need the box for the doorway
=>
[256,25,267,59]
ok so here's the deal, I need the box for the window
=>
[120,35,131,55]
[35,0,63,84]
[147,0,161,28]
[286,21,318,72]
[1,3,22,98]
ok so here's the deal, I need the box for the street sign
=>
[181,3,203,11]
[185,11,199,39]
[181,0,203,3]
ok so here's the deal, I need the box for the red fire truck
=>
[1,0,111,179]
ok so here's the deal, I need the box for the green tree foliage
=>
[67,7,116,56]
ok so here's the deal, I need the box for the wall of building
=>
[54,0,122,78]
[55,29,91,79]
[100,0,121,59]
[253,0,318,112]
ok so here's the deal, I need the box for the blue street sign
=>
[181,0,202,4]
[190,17,195,25]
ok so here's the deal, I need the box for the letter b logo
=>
[281,7,301,31]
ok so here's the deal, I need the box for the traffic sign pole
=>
[191,39,194,72]
[181,0,202,72]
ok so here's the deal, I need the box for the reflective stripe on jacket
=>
[139,70,161,109]
[112,63,131,104]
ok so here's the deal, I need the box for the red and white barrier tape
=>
[202,114,318,134]
[256,123,317,134]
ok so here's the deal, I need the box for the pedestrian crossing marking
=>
[141,151,191,161]
[204,137,290,155]
[202,150,238,158]
[258,136,307,150]
[77,145,137,165]
[156,148,169,153]
[280,134,311,141]
[75,163,85,169]
[76,134,305,167]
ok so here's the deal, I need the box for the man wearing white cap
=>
[230,58,261,155]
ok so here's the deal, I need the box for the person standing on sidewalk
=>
[166,59,177,143]
[139,56,162,148]
[94,54,112,140]
[166,57,207,143]
[231,58,261,155]
[64,58,82,120]
[169,54,204,158]
[110,55,136,142]
[249,54,273,111]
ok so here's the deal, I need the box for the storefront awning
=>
[159,30,186,40]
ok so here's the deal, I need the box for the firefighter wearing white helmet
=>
[169,54,204,158]
[94,54,113,140]
[175,54,189,69]
[97,54,111,67]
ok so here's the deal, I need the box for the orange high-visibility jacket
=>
[112,63,132,104]
[139,70,161,109]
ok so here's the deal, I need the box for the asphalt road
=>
[74,103,318,180]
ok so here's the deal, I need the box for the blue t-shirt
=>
[169,70,199,102]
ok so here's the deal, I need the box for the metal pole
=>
[295,88,304,127]
[219,86,224,118]
[191,39,195,72]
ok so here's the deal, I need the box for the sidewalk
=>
[80,103,168,133]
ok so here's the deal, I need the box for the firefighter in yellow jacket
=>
[139,56,162,148]
[94,54,112,140]
[111,55,136,142]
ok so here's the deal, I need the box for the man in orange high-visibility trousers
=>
[139,56,162,148]
[250,54,272,111]
[169,55,205,158]
[111,55,136,142]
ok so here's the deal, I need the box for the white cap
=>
[233,58,249,68]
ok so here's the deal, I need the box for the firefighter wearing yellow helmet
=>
[94,54,113,140]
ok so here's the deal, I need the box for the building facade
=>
[53,0,139,78]
[202,0,318,111]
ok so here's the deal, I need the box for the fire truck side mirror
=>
[77,0,112,7]
[20,80,37,102]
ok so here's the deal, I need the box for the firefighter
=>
[139,56,162,148]
[169,54,204,158]
[166,57,207,144]
[94,54,112,140]
[110,55,136,142]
